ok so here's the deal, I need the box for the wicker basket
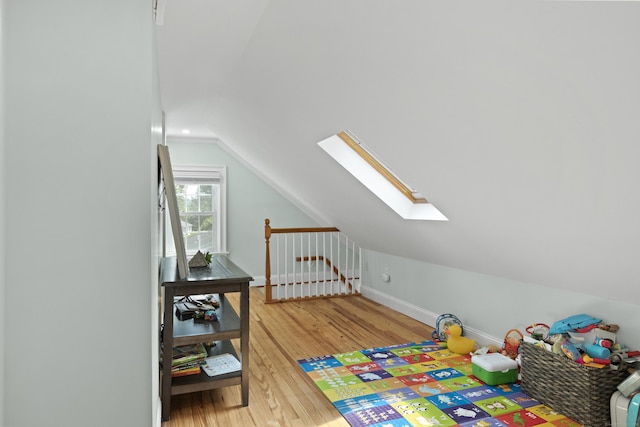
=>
[520,341,629,427]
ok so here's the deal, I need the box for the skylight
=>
[318,131,448,221]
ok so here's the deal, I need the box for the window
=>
[165,165,227,257]
[318,131,448,221]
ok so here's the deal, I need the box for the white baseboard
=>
[360,285,502,348]
[251,275,266,287]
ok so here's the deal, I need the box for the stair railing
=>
[264,218,361,303]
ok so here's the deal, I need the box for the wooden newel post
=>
[264,218,272,303]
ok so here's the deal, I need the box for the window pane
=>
[175,184,186,211]
[199,190,212,212]
[201,214,213,231]
[183,220,214,253]
[166,166,225,257]
[184,184,199,213]
[182,214,198,233]
[179,213,217,254]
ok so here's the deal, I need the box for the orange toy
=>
[501,329,523,359]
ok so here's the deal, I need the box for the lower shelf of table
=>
[166,340,243,396]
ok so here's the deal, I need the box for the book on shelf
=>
[171,359,202,371]
[171,364,202,377]
[171,343,208,367]
[201,353,242,377]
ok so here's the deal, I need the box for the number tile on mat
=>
[441,404,491,424]
[425,391,471,409]
[297,355,342,371]
[494,409,546,426]
[306,365,353,381]
[526,404,568,422]
[392,399,457,427]
[342,404,405,427]
[334,351,372,365]
[474,396,522,416]
[503,392,539,408]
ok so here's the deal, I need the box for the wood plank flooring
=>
[161,287,435,427]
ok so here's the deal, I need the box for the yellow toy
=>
[445,324,476,355]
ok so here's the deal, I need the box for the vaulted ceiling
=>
[156,1,640,304]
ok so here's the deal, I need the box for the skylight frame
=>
[318,131,448,221]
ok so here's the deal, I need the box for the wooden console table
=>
[160,255,252,421]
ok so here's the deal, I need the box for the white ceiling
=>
[156,1,640,304]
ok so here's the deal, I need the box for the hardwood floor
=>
[161,287,435,427]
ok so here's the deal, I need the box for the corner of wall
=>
[0,0,6,422]
[150,15,163,427]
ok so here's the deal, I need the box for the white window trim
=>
[318,131,448,221]
[172,164,228,255]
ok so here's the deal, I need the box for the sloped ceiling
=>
[157,1,640,303]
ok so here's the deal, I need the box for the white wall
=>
[4,1,159,426]
[362,249,640,351]
[166,137,319,280]
[0,0,6,423]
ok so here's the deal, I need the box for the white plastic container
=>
[471,353,518,386]
[568,330,596,345]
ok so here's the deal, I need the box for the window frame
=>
[318,131,448,221]
[167,164,228,256]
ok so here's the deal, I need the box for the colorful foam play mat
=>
[297,340,581,427]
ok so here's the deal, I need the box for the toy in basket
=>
[431,313,463,342]
[500,328,523,359]
[525,323,550,341]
